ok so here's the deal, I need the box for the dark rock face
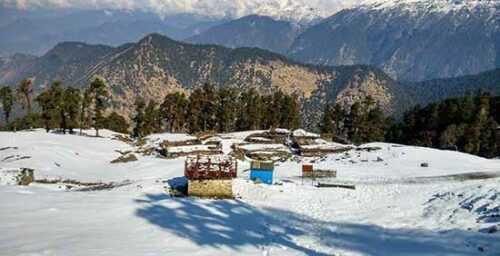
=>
[188,15,303,54]
[288,1,499,81]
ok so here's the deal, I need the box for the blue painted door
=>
[250,169,274,184]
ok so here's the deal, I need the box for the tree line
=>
[0,79,301,137]
[131,83,301,137]
[0,78,127,136]
[319,92,500,158]
[1,78,498,158]
[319,97,389,144]
[387,92,499,158]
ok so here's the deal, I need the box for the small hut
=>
[250,160,274,185]
[292,129,351,156]
[244,128,290,144]
[151,134,223,158]
[164,145,223,158]
[185,156,237,198]
[302,164,337,178]
[298,143,352,157]
[291,129,321,146]
[232,143,291,161]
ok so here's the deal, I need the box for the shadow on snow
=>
[134,193,498,255]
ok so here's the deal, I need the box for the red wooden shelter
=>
[184,156,237,180]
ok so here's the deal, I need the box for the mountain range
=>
[1,1,499,128]
[289,0,500,81]
[1,32,498,128]
[0,33,405,128]
[189,0,500,82]
[0,7,226,56]
[3,0,363,23]
[3,0,499,83]
[188,15,304,55]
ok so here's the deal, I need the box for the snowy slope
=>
[0,129,183,182]
[289,0,499,81]
[362,0,499,13]
[0,130,499,255]
[6,0,366,22]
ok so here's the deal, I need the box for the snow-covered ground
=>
[0,129,499,255]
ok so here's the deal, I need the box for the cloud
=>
[2,0,365,19]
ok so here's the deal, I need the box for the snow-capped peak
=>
[4,0,366,23]
[360,0,499,13]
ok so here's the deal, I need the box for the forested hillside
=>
[388,93,500,158]
[0,34,401,129]
[406,69,500,106]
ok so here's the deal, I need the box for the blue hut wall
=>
[250,169,274,184]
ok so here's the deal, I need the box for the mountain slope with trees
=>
[387,93,500,158]
[0,33,402,129]
[405,68,500,106]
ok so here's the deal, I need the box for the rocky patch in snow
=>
[0,168,34,186]
[424,183,500,234]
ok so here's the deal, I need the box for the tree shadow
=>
[135,194,499,255]
[135,194,329,255]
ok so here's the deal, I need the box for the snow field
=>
[0,129,499,255]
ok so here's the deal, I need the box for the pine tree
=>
[287,94,301,129]
[132,97,146,138]
[479,117,498,158]
[363,106,387,142]
[161,92,188,133]
[270,90,284,128]
[104,112,129,134]
[260,93,273,129]
[35,89,52,132]
[320,103,334,134]
[200,83,217,131]
[143,100,161,135]
[332,104,346,138]
[17,78,33,115]
[80,88,92,135]
[346,102,363,144]
[216,87,238,132]
[279,93,301,129]
[464,124,481,154]
[0,86,14,125]
[35,82,63,132]
[63,87,81,134]
[238,88,261,130]
[50,81,66,133]
[187,88,204,133]
[439,124,459,149]
[89,78,109,137]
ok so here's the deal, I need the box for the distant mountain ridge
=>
[288,0,500,81]
[188,15,303,55]
[0,8,226,57]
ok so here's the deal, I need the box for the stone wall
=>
[188,179,233,199]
